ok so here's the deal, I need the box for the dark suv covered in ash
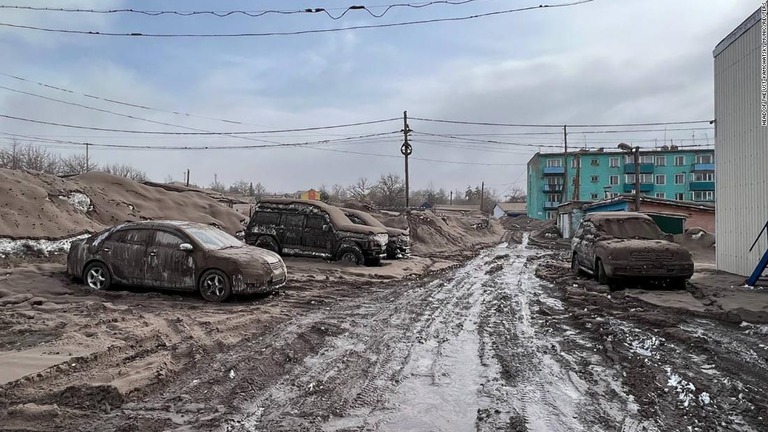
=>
[571,212,694,290]
[342,208,410,259]
[245,198,388,266]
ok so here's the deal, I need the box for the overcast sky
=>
[0,0,760,197]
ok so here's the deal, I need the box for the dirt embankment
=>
[0,168,247,240]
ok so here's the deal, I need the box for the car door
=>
[303,213,334,255]
[280,213,305,252]
[146,229,196,290]
[104,228,152,286]
[572,224,585,264]
[581,222,598,270]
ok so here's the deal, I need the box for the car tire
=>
[571,253,585,276]
[596,259,621,291]
[83,261,111,291]
[669,277,688,291]
[337,245,364,265]
[255,236,280,254]
[365,256,382,267]
[199,269,232,302]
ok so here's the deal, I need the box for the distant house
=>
[296,189,320,201]
[583,195,714,234]
[492,202,526,219]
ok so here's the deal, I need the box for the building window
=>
[655,156,666,166]
[674,173,685,184]
[674,155,685,166]
[590,175,599,183]
[609,157,620,168]
[590,158,599,166]
[639,174,653,183]
[624,154,634,163]
[654,174,666,185]
[640,155,653,164]
[545,211,557,220]
[675,193,685,201]
[691,172,714,182]
[626,174,635,183]
[571,158,581,168]
[609,175,619,185]
[655,192,665,199]
[546,193,562,202]
[696,154,713,164]
[692,191,715,201]
[546,159,562,167]
[590,193,598,200]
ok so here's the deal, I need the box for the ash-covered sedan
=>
[67,221,287,302]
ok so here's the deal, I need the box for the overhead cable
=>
[0,1,596,37]
[411,117,715,128]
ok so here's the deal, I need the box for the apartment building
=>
[527,148,715,220]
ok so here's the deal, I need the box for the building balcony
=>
[622,183,654,193]
[543,184,564,192]
[691,163,715,172]
[543,201,561,209]
[689,181,715,191]
[543,166,565,175]
[623,163,655,174]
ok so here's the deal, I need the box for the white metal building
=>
[713,8,768,276]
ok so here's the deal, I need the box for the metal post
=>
[481,181,485,212]
[186,169,190,187]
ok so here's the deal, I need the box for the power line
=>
[414,131,560,148]
[309,146,527,166]
[411,117,714,128]
[0,1,596,37]
[0,1,484,20]
[0,113,400,135]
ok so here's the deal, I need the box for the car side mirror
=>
[322,224,330,232]
[179,243,194,252]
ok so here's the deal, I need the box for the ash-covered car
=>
[571,212,694,290]
[342,208,410,259]
[67,220,287,302]
[245,198,388,266]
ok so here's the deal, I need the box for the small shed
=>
[556,201,594,238]
[493,202,527,219]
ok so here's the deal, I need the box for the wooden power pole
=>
[563,125,568,202]
[480,181,485,212]
[401,111,412,208]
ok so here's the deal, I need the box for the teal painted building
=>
[527,148,715,220]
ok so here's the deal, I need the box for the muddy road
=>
[2,240,768,431]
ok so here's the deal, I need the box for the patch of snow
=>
[229,369,235,379]
[59,192,92,213]
[691,231,704,240]
[630,336,659,357]
[699,392,711,405]
[665,367,697,408]
[0,234,89,257]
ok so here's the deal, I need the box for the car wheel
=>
[571,253,584,276]
[199,269,232,302]
[255,236,280,254]
[669,277,688,290]
[365,256,382,267]
[338,245,364,265]
[84,261,111,291]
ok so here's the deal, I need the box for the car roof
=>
[113,220,216,231]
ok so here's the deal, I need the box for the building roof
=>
[496,202,526,213]
[583,194,715,213]
[530,147,715,161]
[433,204,480,212]
[713,8,762,58]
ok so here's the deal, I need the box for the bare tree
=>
[164,174,175,183]
[374,173,406,207]
[348,177,372,201]
[504,186,527,203]
[60,154,97,176]
[101,163,147,182]
[0,141,24,170]
[330,184,349,202]
[228,180,250,195]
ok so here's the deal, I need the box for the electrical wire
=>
[0,1,484,19]
[0,1,596,37]
[0,113,400,135]
[308,146,527,166]
[411,117,714,128]
[413,131,560,148]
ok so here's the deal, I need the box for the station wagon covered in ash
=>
[67,220,287,302]
[245,198,388,266]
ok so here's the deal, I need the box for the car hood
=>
[386,227,409,237]
[599,239,692,260]
[208,245,283,265]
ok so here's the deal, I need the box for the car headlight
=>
[373,233,388,246]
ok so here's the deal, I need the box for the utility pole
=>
[480,181,485,212]
[633,146,641,211]
[450,191,453,205]
[186,169,190,187]
[563,125,569,202]
[400,111,412,208]
[85,142,90,172]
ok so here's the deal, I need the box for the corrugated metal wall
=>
[714,19,768,276]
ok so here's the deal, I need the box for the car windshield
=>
[184,225,243,250]
[599,218,663,240]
